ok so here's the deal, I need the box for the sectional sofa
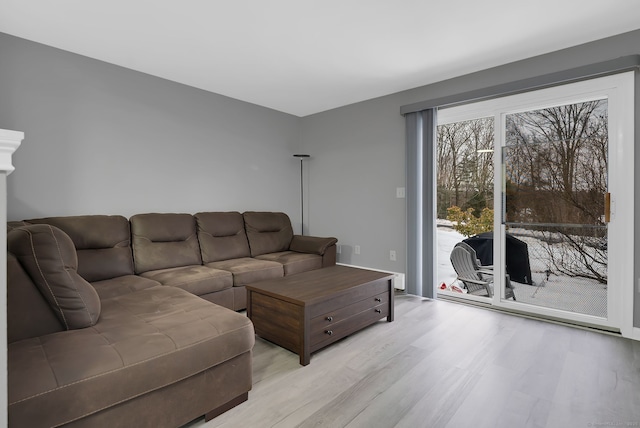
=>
[7,211,337,427]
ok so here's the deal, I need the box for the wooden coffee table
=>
[246,265,394,365]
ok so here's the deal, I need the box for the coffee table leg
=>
[301,313,310,365]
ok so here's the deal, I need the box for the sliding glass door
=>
[436,73,634,332]
[502,99,609,317]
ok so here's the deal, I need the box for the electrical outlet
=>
[396,187,406,198]
[390,250,396,261]
[355,245,361,255]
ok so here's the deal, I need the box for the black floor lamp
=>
[293,154,310,235]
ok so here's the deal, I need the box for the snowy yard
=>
[437,223,607,318]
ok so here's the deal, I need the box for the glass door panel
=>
[502,99,609,317]
[436,117,495,299]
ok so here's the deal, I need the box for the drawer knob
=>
[326,316,333,321]
[375,298,382,302]
[325,330,333,336]
[375,309,382,313]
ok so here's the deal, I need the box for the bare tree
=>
[505,99,608,283]
[505,100,607,225]
[437,117,494,218]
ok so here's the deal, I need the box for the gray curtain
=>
[405,109,437,298]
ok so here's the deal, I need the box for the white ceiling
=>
[1,1,640,117]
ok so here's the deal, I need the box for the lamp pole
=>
[293,154,310,235]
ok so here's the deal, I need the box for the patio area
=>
[437,223,607,318]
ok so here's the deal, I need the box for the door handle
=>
[604,192,611,223]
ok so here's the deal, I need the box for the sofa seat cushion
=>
[255,251,323,275]
[140,265,233,295]
[91,275,161,300]
[8,286,255,428]
[205,257,283,286]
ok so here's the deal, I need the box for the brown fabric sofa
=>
[7,211,337,427]
[20,211,337,311]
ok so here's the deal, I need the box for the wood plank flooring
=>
[184,293,640,428]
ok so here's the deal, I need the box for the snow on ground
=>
[436,225,607,318]
[436,226,465,288]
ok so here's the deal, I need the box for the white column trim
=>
[0,128,23,427]
[0,129,23,175]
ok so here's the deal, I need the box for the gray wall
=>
[0,33,302,224]
[301,29,640,326]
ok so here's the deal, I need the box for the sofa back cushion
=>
[7,220,30,231]
[26,215,134,282]
[7,253,65,343]
[195,212,251,262]
[243,212,293,257]
[131,213,203,274]
[8,225,101,330]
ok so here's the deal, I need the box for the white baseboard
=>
[336,263,405,290]
[629,327,640,341]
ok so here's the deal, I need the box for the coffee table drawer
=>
[310,302,389,349]
[309,279,389,319]
[310,291,389,334]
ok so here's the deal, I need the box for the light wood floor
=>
[185,293,640,428]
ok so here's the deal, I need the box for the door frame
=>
[437,72,635,335]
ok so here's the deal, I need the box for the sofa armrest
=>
[289,235,338,256]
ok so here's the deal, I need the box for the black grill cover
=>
[463,232,533,285]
